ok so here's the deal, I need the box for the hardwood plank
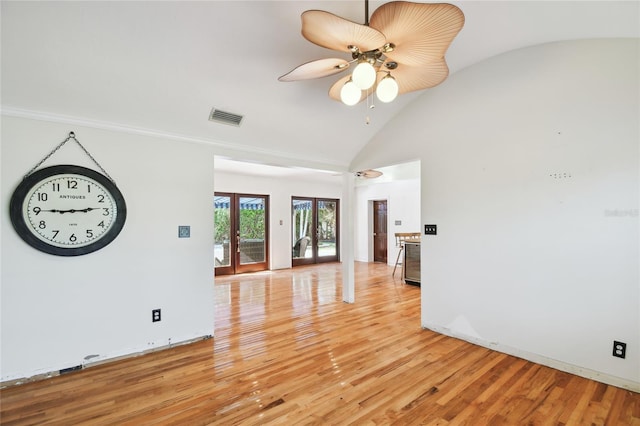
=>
[1,262,638,425]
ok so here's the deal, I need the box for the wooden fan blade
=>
[370,2,464,66]
[302,10,386,53]
[279,58,350,82]
[383,58,449,94]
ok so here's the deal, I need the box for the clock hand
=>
[40,208,102,214]
[40,209,71,214]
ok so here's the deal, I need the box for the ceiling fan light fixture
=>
[376,74,399,103]
[283,1,465,106]
[340,79,361,106]
[352,61,376,90]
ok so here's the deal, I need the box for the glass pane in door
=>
[317,200,337,258]
[214,195,231,267]
[238,196,266,265]
[292,199,313,260]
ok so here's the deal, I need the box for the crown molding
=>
[0,106,348,173]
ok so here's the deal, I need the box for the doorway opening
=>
[292,197,340,266]
[357,160,421,270]
[214,192,269,276]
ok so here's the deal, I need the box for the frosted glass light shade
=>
[352,62,376,90]
[340,80,361,106]
[376,75,399,103]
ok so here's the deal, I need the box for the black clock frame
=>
[9,164,127,256]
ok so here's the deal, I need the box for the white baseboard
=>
[423,322,640,393]
[1,334,212,389]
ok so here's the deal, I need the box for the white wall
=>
[354,179,421,264]
[1,116,216,381]
[351,39,640,390]
[213,170,342,270]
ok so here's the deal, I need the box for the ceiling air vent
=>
[209,108,243,127]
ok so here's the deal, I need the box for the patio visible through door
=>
[292,197,339,266]
[215,193,269,275]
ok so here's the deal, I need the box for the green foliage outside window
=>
[214,208,265,242]
[214,208,230,243]
[239,209,265,240]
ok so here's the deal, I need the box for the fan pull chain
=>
[365,85,375,125]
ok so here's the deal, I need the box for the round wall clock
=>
[9,164,127,256]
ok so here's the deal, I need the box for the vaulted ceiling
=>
[2,1,638,173]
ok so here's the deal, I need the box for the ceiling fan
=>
[279,1,465,106]
[355,169,383,179]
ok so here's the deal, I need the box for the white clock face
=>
[22,173,118,248]
[10,165,126,256]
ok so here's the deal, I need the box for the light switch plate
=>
[425,224,437,235]
[178,225,190,238]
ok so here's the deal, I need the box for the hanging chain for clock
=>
[24,132,116,184]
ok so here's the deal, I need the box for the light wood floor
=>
[1,262,638,425]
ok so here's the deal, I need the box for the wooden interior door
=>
[373,200,387,263]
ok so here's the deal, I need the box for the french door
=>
[292,197,339,266]
[214,193,269,276]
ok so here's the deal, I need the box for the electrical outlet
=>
[613,341,626,359]
[152,309,161,323]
